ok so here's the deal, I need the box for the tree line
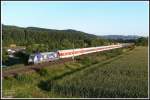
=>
[2,25,112,53]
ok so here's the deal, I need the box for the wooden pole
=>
[73,41,74,61]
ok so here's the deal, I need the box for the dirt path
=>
[2,58,73,78]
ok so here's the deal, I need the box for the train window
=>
[75,51,78,54]
[60,53,64,56]
[29,55,35,59]
[48,54,53,58]
[68,52,71,55]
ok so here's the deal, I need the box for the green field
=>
[2,46,148,98]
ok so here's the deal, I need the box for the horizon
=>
[2,24,148,37]
[1,1,149,37]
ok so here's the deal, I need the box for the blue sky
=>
[1,1,149,36]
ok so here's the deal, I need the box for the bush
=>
[80,57,92,66]
[135,37,148,46]
[4,76,14,80]
[14,51,29,65]
[38,68,49,77]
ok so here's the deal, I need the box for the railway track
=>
[2,58,74,78]
[2,53,102,78]
[2,47,132,78]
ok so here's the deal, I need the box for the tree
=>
[2,49,8,64]
[135,37,148,46]
[61,39,72,49]
[2,25,112,52]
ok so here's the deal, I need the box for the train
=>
[28,43,134,64]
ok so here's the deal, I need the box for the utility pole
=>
[72,41,74,62]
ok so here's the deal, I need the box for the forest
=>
[3,25,148,52]
[2,25,113,53]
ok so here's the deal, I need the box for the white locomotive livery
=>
[28,52,59,64]
[28,43,133,64]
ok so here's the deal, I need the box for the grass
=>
[2,46,148,98]
[2,64,25,71]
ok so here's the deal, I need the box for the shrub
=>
[80,57,92,66]
[38,68,49,77]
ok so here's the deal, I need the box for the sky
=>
[1,1,149,36]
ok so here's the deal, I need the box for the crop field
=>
[2,46,148,98]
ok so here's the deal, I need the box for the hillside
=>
[101,35,148,45]
[101,35,141,40]
[2,25,111,52]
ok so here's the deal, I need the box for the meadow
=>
[2,46,148,98]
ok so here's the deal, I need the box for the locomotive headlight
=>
[28,58,33,62]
